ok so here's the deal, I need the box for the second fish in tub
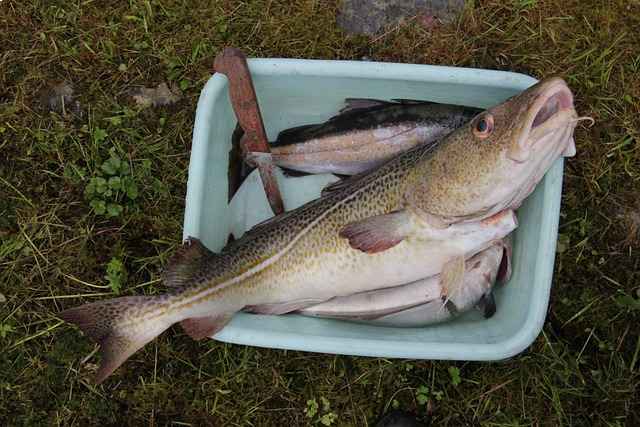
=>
[249,98,482,176]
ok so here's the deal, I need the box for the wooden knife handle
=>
[213,48,270,155]
[213,47,284,215]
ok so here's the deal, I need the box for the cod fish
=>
[250,99,481,175]
[298,239,511,326]
[60,77,581,384]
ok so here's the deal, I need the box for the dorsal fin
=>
[226,208,301,250]
[246,206,301,234]
[337,98,394,114]
[272,123,324,146]
[389,98,437,105]
[320,171,372,196]
[321,176,356,196]
[337,98,436,115]
[162,237,215,288]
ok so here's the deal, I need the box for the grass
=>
[1,0,639,425]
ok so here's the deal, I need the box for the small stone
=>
[130,82,182,107]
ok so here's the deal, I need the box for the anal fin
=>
[244,299,325,315]
[180,314,233,340]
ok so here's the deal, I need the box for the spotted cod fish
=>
[60,77,585,383]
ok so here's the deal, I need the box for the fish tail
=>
[59,295,172,384]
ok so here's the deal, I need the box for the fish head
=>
[496,76,578,162]
[408,77,581,224]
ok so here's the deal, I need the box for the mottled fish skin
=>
[297,239,507,326]
[59,141,515,383]
[162,143,516,311]
[59,77,579,384]
[266,100,482,175]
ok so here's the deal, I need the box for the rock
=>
[337,0,465,35]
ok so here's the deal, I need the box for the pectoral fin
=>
[339,210,411,253]
[439,256,466,300]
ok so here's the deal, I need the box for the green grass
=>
[1,0,639,425]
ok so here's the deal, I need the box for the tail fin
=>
[60,295,170,384]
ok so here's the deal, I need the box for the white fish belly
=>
[268,231,505,304]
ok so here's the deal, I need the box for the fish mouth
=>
[514,78,577,159]
[531,83,574,129]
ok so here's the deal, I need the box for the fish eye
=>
[473,114,494,139]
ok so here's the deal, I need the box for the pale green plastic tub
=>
[184,59,562,361]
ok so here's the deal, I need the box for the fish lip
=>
[480,209,517,229]
[515,78,576,153]
[439,207,518,230]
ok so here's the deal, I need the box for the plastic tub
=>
[183,59,561,361]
